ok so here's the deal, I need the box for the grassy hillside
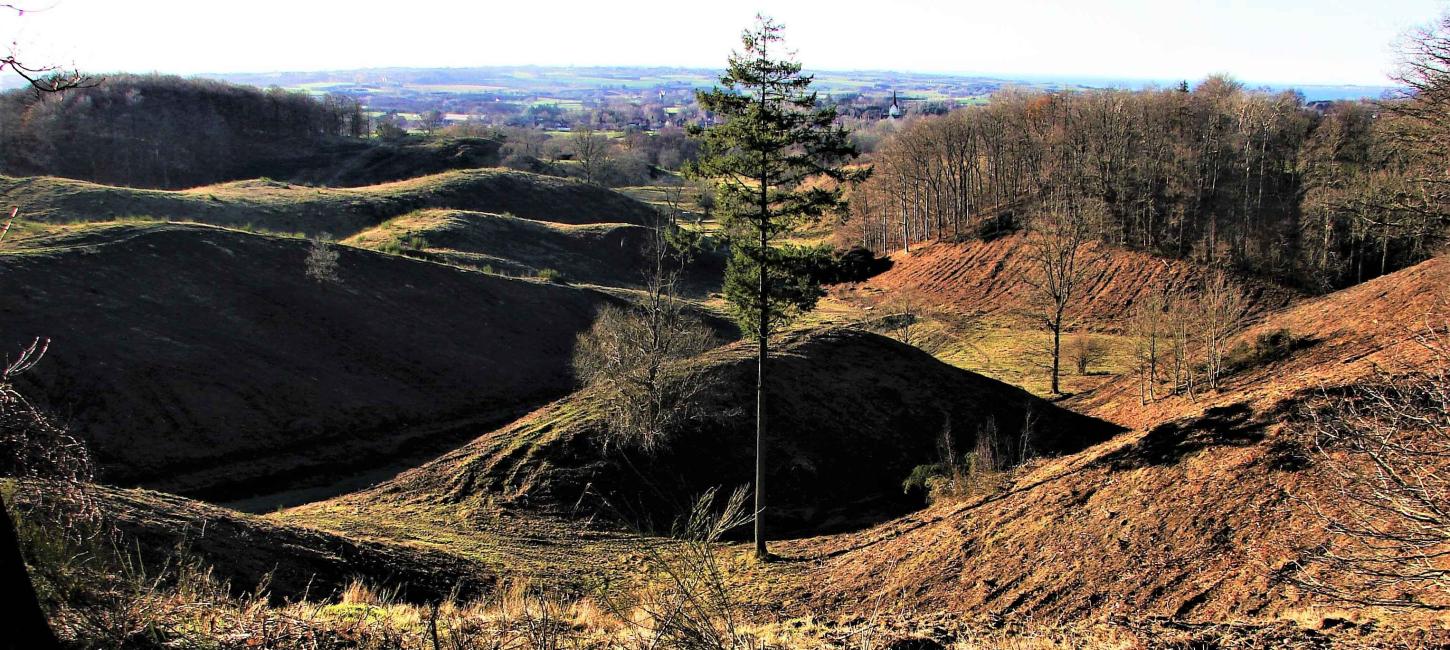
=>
[1,223,621,500]
[0,168,658,239]
[342,208,727,292]
[14,482,491,602]
[818,234,1299,396]
[750,254,1450,633]
[343,209,653,286]
[1071,252,1450,429]
[838,234,1297,333]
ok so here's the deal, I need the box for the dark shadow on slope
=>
[1098,402,1268,470]
[2,224,621,500]
[396,328,1127,539]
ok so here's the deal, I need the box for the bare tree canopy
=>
[1296,320,1450,610]
[573,218,718,454]
[1024,196,1102,395]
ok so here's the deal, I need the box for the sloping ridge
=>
[344,209,655,286]
[19,483,490,602]
[1,223,618,499]
[842,234,1296,331]
[303,328,1122,536]
[783,254,1450,628]
[0,168,657,238]
[1073,252,1450,430]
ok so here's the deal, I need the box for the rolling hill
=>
[1,223,622,501]
[0,168,658,239]
[287,137,505,188]
[342,209,654,286]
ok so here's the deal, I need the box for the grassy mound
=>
[1,223,620,500]
[0,168,657,239]
[290,328,1120,539]
[343,209,654,286]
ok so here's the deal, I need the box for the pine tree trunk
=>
[754,316,768,559]
[2,496,59,650]
[754,151,770,560]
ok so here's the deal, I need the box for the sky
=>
[3,0,1446,86]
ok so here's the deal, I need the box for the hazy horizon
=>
[3,0,1444,88]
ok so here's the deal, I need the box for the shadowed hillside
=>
[284,328,1122,541]
[0,168,658,239]
[1,223,622,500]
[288,137,504,188]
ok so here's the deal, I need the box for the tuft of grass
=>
[376,233,430,257]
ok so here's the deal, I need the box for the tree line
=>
[0,74,368,188]
[841,77,1448,291]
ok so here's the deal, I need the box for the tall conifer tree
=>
[692,15,865,559]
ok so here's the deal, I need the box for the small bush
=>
[304,237,340,284]
[903,420,1012,504]
[1067,334,1109,375]
[537,268,566,284]
[902,463,948,498]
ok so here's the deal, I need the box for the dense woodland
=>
[841,78,1449,291]
[0,74,368,188]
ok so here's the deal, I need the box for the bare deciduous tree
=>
[570,122,613,186]
[1295,320,1450,610]
[3,336,98,650]
[1131,288,1171,403]
[419,109,446,135]
[1067,333,1108,375]
[573,219,718,454]
[881,289,924,347]
[1198,271,1251,390]
[2,15,93,643]
[1025,197,1101,394]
